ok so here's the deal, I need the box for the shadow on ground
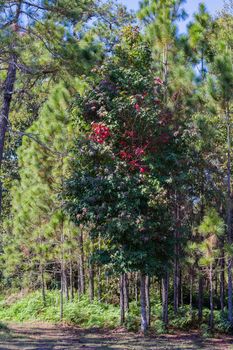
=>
[0,323,232,350]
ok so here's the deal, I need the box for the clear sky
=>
[121,0,224,32]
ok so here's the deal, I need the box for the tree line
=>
[1,0,233,334]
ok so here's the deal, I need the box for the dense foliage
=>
[0,0,233,336]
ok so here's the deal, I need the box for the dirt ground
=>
[0,322,232,350]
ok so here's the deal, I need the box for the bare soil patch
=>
[0,322,232,350]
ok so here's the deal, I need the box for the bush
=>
[0,291,120,328]
[169,306,198,330]
[214,310,233,334]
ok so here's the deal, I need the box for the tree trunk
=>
[98,267,102,302]
[123,273,129,314]
[198,274,203,321]
[190,269,193,316]
[226,106,233,323]
[89,260,94,302]
[70,260,74,302]
[77,262,81,300]
[60,261,64,321]
[64,269,69,302]
[120,274,125,325]
[174,255,179,314]
[159,279,162,304]
[162,270,169,327]
[140,273,148,333]
[135,272,138,303]
[220,249,225,312]
[79,231,85,295]
[180,281,184,308]
[145,276,150,326]
[173,197,180,315]
[41,264,46,307]
[97,238,102,302]
[60,220,65,321]
[209,264,214,330]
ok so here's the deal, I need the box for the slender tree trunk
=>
[209,264,214,330]
[97,238,102,301]
[77,262,81,300]
[79,231,85,295]
[179,269,182,308]
[162,271,169,327]
[69,260,74,302]
[198,274,203,321]
[220,249,225,312]
[89,260,94,302]
[190,269,193,316]
[60,219,65,321]
[145,276,150,326]
[64,269,69,302]
[60,273,64,321]
[174,193,180,314]
[159,279,162,304]
[40,264,46,307]
[123,273,129,314]
[226,105,233,322]
[140,273,148,333]
[98,267,102,302]
[135,272,138,303]
[120,274,125,325]
[174,251,179,314]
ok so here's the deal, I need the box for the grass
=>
[0,291,120,328]
[0,290,232,337]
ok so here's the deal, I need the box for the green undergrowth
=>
[0,291,120,328]
[0,291,231,334]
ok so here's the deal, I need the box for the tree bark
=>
[135,272,138,303]
[89,260,94,302]
[198,273,203,321]
[64,269,69,302]
[174,193,181,314]
[220,248,225,312]
[120,274,125,325]
[123,273,129,314]
[98,267,102,302]
[78,231,85,295]
[226,105,233,323]
[40,264,46,307]
[145,276,151,326]
[209,264,214,330]
[60,220,65,320]
[162,270,169,327]
[174,254,179,314]
[140,273,148,333]
[69,260,74,301]
[190,269,193,316]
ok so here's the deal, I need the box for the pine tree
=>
[199,208,224,329]
[0,0,99,213]
[138,0,194,320]
[5,80,84,305]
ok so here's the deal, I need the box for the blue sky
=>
[121,0,224,32]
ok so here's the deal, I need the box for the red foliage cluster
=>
[154,77,164,85]
[133,92,148,112]
[134,103,141,112]
[119,130,149,173]
[90,123,111,144]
